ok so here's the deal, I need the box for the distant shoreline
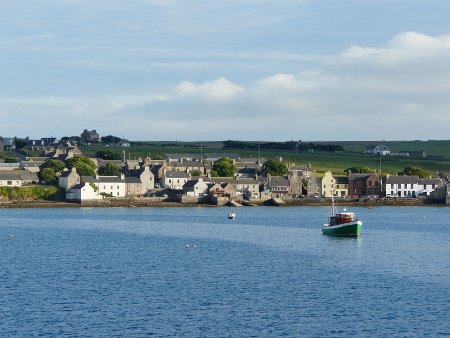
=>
[0,198,445,208]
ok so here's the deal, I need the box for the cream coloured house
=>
[0,170,39,187]
[321,171,336,197]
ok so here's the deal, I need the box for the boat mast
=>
[331,190,336,216]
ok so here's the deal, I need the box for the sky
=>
[1,0,450,141]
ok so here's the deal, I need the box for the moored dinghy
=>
[322,197,362,237]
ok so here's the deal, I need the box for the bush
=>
[0,186,62,200]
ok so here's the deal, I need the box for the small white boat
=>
[228,212,236,219]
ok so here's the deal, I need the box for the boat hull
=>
[322,220,362,237]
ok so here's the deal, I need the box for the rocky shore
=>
[0,197,443,208]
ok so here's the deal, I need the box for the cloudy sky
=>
[1,0,450,141]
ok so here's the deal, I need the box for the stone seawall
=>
[0,197,444,208]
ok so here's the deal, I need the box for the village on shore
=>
[1,130,450,207]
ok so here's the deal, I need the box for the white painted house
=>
[417,178,442,196]
[161,171,190,190]
[365,144,391,155]
[385,175,419,197]
[0,170,39,187]
[66,182,102,201]
[385,175,442,197]
[82,175,127,197]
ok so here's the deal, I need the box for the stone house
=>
[161,171,190,190]
[81,129,100,143]
[171,160,206,175]
[208,183,225,197]
[126,165,155,191]
[59,167,81,191]
[348,173,380,196]
[124,176,144,196]
[19,161,45,173]
[183,178,210,197]
[267,175,290,197]
[335,177,349,197]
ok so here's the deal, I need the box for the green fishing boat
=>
[322,198,362,237]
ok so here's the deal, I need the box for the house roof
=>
[386,175,419,184]
[237,178,259,185]
[269,176,289,187]
[0,170,39,181]
[335,177,349,184]
[210,177,237,184]
[348,173,378,181]
[0,163,20,168]
[418,178,442,185]
[164,171,190,178]
[124,177,142,184]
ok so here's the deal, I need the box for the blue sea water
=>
[0,206,449,337]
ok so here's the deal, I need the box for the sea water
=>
[0,206,449,337]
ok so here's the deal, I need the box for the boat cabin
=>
[329,211,355,226]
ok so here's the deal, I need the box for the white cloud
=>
[175,77,244,101]
[2,31,450,140]
[342,31,450,64]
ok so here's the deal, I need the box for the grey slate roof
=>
[335,177,349,184]
[0,163,21,168]
[418,178,442,185]
[386,175,419,184]
[269,176,289,187]
[0,170,39,181]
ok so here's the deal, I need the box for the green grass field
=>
[79,142,450,176]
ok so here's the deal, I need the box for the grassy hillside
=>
[79,143,450,176]
[315,140,450,158]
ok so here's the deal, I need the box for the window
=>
[398,184,401,188]
[369,181,372,186]
[7,181,12,185]
[404,184,407,189]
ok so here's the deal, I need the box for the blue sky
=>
[1,0,450,141]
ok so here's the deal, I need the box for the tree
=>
[41,159,65,173]
[38,159,66,184]
[65,156,96,176]
[345,166,373,174]
[4,157,18,163]
[191,169,201,177]
[14,138,28,149]
[101,135,122,144]
[262,160,288,176]
[39,167,58,183]
[96,150,122,160]
[98,163,121,176]
[211,157,236,177]
[399,166,430,178]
